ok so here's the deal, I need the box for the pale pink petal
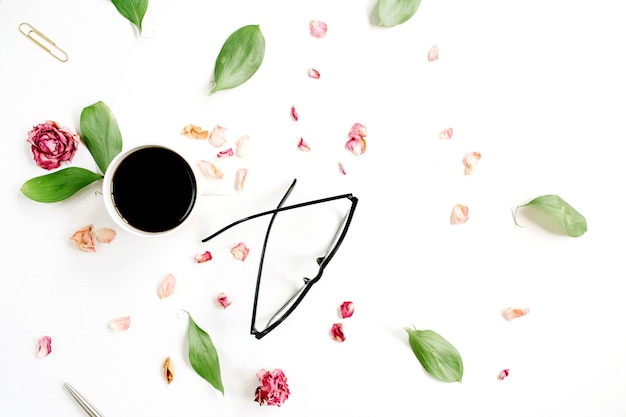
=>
[463,152,482,175]
[217,292,231,309]
[290,106,299,122]
[158,273,176,299]
[36,336,52,358]
[309,19,328,38]
[331,323,345,342]
[297,138,311,152]
[236,134,250,158]
[338,161,347,175]
[197,160,224,179]
[194,251,213,263]
[217,148,234,158]
[439,127,453,140]
[236,168,248,191]
[504,307,529,321]
[70,225,96,253]
[428,45,439,62]
[110,316,131,331]
[307,67,321,79]
[208,125,227,148]
[450,204,469,224]
[231,242,249,261]
[340,301,354,319]
[499,369,510,380]
[348,123,368,141]
[94,227,116,244]
[345,138,366,155]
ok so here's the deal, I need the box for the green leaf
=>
[378,0,422,27]
[514,194,587,237]
[210,25,265,95]
[80,101,123,175]
[21,167,103,203]
[111,0,148,34]
[405,327,463,383]
[187,313,224,395]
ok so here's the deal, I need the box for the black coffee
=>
[111,147,197,233]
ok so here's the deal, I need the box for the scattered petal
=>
[340,301,354,319]
[181,124,209,140]
[504,307,529,321]
[236,168,248,191]
[450,204,469,224]
[94,227,116,244]
[208,125,227,147]
[345,138,367,155]
[110,316,131,331]
[195,251,213,263]
[158,273,176,299]
[231,242,250,261]
[338,161,347,175]
[70,225,96,252]
[255,369,290,407]
[463,152,482,175]
[163,357,175,384]
[499,369,510,380]
[331,323,345,342]
[348,123,368,141]
[217,292,231,309]
[236,134,250,158]
[217,148,234,158]
[428,45,439,62]
[36,336,52,358]
[309,19,328,38]
[290,106,299,122]
[307,67,321,79]
[297,138,311,152]
[197,160,224,179]
[439,127,453,140]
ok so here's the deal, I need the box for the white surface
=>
[1,0,626,416]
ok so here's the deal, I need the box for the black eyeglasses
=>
[201,179,358,339]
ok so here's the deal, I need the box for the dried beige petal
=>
[197,160,224,179]
[181,124,209,140]
[70,225,96,252]
[231,242,249,261]
[236,168,248,191]
[158,273,176,299]
[163,357,175,384]
[450,204,469,224]
[209,125,227,147]
[504,307,529,321]
[463,152,482,175]
[94,227,116,244]
[236,134,250,158]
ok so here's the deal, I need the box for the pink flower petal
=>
[309,19,328,38]
[331,323,345,342]
[290,106,299,122]
[217,292,231,309]
[348,123,368,141]
[450,204,469,224]
[94,227,116,244]
[209,125,227,147]
[36,336,52,358]
[236,134,250,158]
[340,301,354,319]
[428,45,439,62]
[197,160,224,179]
[439,127,453,140]
[217,148,234,158]
[255,369,290,407]
[345,138,366,155]
[297,138,311,152]
[231,242,250,261]
[504,307,529,321]
[194,251,213,263]
[338,161,347,175]
[307,67,320,79]
[463,151,482,175]
[110,316,131,331]
[158,273,176,299]
[70,225,96,252]
[499,369,510,380]
[236,168,248,191]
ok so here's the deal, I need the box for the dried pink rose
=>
[450,204,469,224]
[197,160,224,179]
[236,134,250,158]
[231,242,250,261]
[504,307,529,321]
[70,225,96,252]
[94,227,116,244]
[255,368,290,407]
[217,148,234,158]
[439,127,454,140]
[27,120,79,170]
[499,369,510,380]
[236,168,248,191]
[463,152,482,175]
[36,336,52,358]
[290,106,299,121]
[158,273,176,299]
[428,45,439,62]
[217,292,231,309]
[331,323,345,342]
[194,251,213,263]
[209,125,227,147]
[340,301,354,318]
[110,316,131,331]
[309,19,328,38]
[297,138,311,152]
[307,67,321,79]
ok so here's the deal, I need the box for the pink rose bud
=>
[255,369,290,407]
[340,301,354,318]
[331,323,345,342]
[36,336,52,358]
[70,225,96,252]
[27,120,79,170]
[194,251,213,263]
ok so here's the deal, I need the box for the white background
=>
[1,0,626,416]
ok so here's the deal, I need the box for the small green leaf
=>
[210,25,265,95]
[21,167,103,203]
[111,0,148,34]
[514,194,587,237]
[187,313,224,395]
[378,0,422,27]
[405,327,463,383]
[80,101,123,175]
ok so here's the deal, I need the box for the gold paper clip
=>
[18,22,68,62]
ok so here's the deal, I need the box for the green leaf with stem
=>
[21,167,103,203]
[80,101,123,175]
[378,0,422,27]
[405,327,463,383]
[111,0,148,34]
[186,312,224,395]
[513,194,587,237]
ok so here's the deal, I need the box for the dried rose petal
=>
[163,357,175,384]
[499,369,510,380]
[340,301,354,319]
[504,307,529,321]
[255,369,290,407]
[94,227,116,244]
[197,160,224,179]
[217,292,231,309]
[463,151,482,175]
[345,138,366,155]
[36,336,52,358]
[297,138,311,152]
[194,251,213,263]
[331,323,345,342]
[307,67,321,79]
[231,242,250,261]
[110,316,131,331]
[217,148,234,158]
[70,225,96,253]
[27,120,79,170]
[181,124,209,139]
[290,106,299,122]
[428,45,439,62]
[158,273,176,299]
[338,161,347,175]
[348,123,367,141]
[309,19,328,38]
[236,168,248,191]
[450,204,469,224]
[439,127,454,140]
[209,125,227,147]
[236,134,250,158]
